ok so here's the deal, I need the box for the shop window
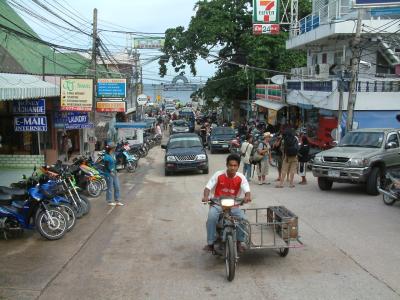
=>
[287,81,301,90]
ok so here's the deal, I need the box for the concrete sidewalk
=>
[0,168,33,187]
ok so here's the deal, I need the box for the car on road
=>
[208,127,236,154]
[170,120,190,134]
[312,128,400,195]
[161,133,209,176]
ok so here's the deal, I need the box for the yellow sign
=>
[268,109,278,125]
[61,79,93,111]
[156,95,161,102]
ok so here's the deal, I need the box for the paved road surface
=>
[1,146,400,299]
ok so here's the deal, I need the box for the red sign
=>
[253,24,280,35]
[96,101,126,112]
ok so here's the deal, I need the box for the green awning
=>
[0,73,59,101]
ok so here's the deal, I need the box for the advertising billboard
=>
[61,79,93,111]
[97,78,127,98]
[96,101,127,112]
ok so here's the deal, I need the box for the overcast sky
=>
[19,0,216,82]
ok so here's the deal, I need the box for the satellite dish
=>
[271,75,285,85]
[137,94,148,106]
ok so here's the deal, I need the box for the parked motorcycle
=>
[378,170,400,206]
[0,185,68,240]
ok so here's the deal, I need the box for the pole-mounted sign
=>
[253,0,280,24]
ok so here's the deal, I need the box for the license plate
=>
[328,170,340,177]
[222,145,229,148]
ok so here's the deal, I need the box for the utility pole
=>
[89,8,97,154]
[337,45,346,141]
[345,9,363,133]
[91,8,98,114]
[134,49,139,121]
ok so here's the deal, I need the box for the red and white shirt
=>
[206,170,250,198]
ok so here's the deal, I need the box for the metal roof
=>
[255,99,287,111]
[0,73,59,101]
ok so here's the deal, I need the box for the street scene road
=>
[2,144,400,300]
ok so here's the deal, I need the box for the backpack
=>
[284,135,299,157]
[249,142,265,165]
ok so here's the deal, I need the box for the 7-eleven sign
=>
[253,0,279,24]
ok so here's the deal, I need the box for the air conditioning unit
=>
[315,64,330,78]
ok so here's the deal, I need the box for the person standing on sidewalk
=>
[298,135,310,185]
[276,129,299,188]
[256,132,272,185]
[103,143,124,206]
[240,134,253,181]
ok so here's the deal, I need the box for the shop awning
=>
[0,73,59,101]
[126,107,136,114]
[255,100,286,111]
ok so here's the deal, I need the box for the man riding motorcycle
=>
[202,154,251,253]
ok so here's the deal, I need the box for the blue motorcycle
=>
[0,185,68,240]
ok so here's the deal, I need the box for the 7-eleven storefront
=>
[254,84,287,130]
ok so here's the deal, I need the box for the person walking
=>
[271,132,283,182]
[276,129,299,188]
[256,132,272,185]
[103,143,124,206]
[298,135,310,185]
[240,134,254,181]
[88,135,97,161]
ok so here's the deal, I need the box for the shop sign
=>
[354,0,400,7]
[253,0,280,24]
[14,116,47,132]
[253,24,280,35]
[133,37,165,49]
[54,112,92,129]
[13,99,45,114]
[61,79,93,111]
[268,109,278,125]
[96,101,126,112]
[256,84,283,102]
[97,78,127,98]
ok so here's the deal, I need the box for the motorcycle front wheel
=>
[86,180,102,198]
[35,209,67,240]
[51,204,76,232]
[127,161,137,173]
[225,234,236,282]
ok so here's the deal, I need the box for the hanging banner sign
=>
[54,111,92,129]
[13,99,46,114]
[61,78,93,111]
[133,38,165,49]
[14,116,47,132]
[354,0,400,7]
[96,101,127,112]
[253,24,280,35]
[253,0,280,24]
[97,78,127,98]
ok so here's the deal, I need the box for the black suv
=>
[208,127,236,154]
[161,133,209,176]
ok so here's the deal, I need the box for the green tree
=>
[160,0,311,107]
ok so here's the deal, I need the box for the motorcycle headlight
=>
[196,154,207,160]
[166,156,176,162]
[348,158,369,167]
[314,156,323,163]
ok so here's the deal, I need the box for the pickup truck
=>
[312,128,400,195]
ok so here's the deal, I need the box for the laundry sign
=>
[54,112,93,129]
[14,116,47,132]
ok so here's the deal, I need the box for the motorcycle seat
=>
[0,193,13,201]
[0,186,27,196]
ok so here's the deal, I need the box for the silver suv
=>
[312,128,400,195]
